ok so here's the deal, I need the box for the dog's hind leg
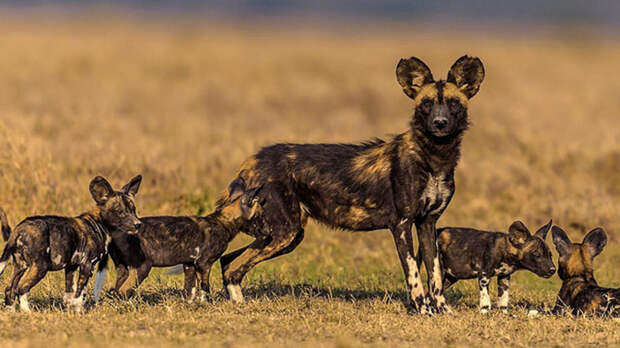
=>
[220,228,304,283]
[15,264,48,312]
[4,258,27,309]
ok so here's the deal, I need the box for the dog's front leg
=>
[70,262,93,313]
[416,219,451,314]
[497,275,510,313]
[390,218,429,314]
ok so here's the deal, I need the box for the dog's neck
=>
[80,209,110,244]
[405,123,464,173]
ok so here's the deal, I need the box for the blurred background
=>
[0,0,618,274]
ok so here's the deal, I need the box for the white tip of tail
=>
[0,261,7,276]
[93,266,107,302]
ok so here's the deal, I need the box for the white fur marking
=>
[0,261,7,275]
[420,173,450,216]
[19,293,31,312]
[227,284,244,303]
[494,263,515,276]
[52,254,63,265]
[479,283,491,313]
[405,254,424,298]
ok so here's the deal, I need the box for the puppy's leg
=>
[196,259,215,303]
[5,258,27,309]
[63,265,78,307]
[497,275,510,313]
[478,274,491,314]
[70,262,93,313]
[183,264,197,302]
[15,265,48,313]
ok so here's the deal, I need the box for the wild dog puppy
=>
[94,178,264,302]
[218,56,485,314]
[0,175,142,312]
[551,226,619,317]
[431,220,555,313]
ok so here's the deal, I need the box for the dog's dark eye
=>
[448,99,460,110]
[421,99,433,113]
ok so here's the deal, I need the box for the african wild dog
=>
[551,226,619,316]
[92,178,265,301]
[0,175,142,312]
[217,56,485,314]
[429,220,555,313]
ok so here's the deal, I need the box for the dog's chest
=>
[419,173,451,216]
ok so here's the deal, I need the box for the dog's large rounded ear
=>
[582,228,607,258]
[447,55,485,99]
[508,220,530,247]
[90,176,114,205]
[396,57,434,99]
[534,219,553,241]
[552,226,572,257]
[122,174,142,196]
[227,177,246,202]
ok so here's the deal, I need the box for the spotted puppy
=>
[551,226,619,317]
[94,178,264,302]
[431,220,555,313]
[0,175,142,312]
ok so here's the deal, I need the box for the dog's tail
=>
[0,207,11,242]
[93,253,108,302]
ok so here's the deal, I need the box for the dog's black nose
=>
[134,222,142,230]
[550,267,556,274]
[433,118,448,129]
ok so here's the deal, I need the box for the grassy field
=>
[0,17,618,347]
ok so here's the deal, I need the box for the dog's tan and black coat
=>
[96,180,264,301]
[218,56,485,314]
[433,220,555,313]
[552,226,619,317]
[0,175,142,312]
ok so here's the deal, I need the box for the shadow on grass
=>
[14,281,472,312]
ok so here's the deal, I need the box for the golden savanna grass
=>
[0,17,618,347]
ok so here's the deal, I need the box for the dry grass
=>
[0,17,618,347]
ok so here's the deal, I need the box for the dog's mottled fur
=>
[0,175,142,312]
[94,179,264,301]
[432,220,555,313]
[218,56,485,314]
[552,226,619,317]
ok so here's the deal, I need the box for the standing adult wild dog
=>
[219,56,485,314]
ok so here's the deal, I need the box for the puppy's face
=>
[90,175,142,234]
[552,226,607,281]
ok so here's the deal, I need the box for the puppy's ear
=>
[447,55,485,99]
[227,177,246,202]
[551,226,572,257]
[508,220,530,247]
[582,228,607,259]
[396,57,434,99]
[534,219,553,241]
[90,176,114,205]
[122,174,142,196]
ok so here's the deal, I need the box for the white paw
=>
[227,284,244,303]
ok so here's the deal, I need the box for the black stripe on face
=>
[436,81,446,104]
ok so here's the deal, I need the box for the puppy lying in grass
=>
[0,175,142,312]
[94,178,265,302]
[552,226,619,317]
[425,220,556,313]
